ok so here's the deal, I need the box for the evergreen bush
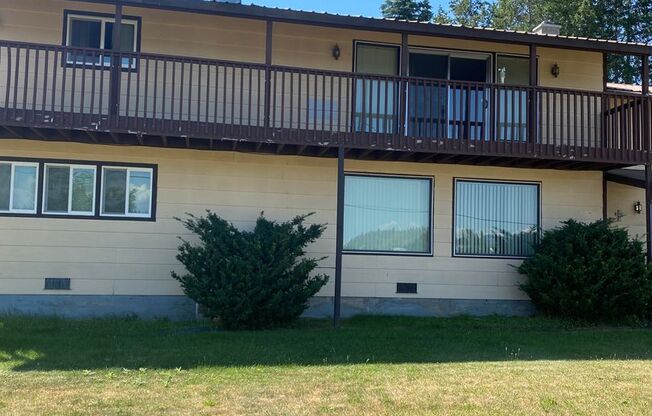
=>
[172,211,329,329]
[518,219,652,322]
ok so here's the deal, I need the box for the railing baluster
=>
[31,47,39,124]
[41,48,49,118]
[126,53,132,122]
[12,46,20,121]
[4,46,12,117]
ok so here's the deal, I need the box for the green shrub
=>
[172,211,329,330]
[518,219,652,322]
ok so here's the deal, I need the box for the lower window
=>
[0,161,38,214]
[0,158,155,220]
[454,179,540,257]
[343,174,432,255]
[44,164,96,215]
[101,167,153,217]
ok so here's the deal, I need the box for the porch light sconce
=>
[551,63,560,78]
[332,44,341,60]
[634,201,643,214]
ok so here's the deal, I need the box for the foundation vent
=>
[44,278,71,290]
[396,283,417,294]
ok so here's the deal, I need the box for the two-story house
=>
[0,0,651,320]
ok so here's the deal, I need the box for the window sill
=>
[342,250,433,257]
[0,212,155,221]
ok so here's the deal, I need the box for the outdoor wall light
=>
[332,44,341,60]
[634,201,643,214]
[551,63,560,78]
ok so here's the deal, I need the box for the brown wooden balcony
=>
[0,40,650,169]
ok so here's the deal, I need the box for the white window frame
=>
[42,163,97,216]
[100,166,153,218]
[65,13,139,68]
[0,161,39,214]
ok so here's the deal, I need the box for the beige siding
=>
[0,139,603,300]
[538,48,603,91]
[0,1,604,91]
[606,180,646,238]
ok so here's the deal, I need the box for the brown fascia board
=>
[72,0,652,55]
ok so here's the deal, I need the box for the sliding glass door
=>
[354,44,509,142]
[408,50,491,140]
[407,53,448,138]
[448,56,490,140]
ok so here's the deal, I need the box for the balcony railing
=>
[0,40,650,164]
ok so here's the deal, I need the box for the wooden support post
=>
[528,44,537,143]
[645,56,652,263]
[333,145,345,328]
[264,21,273,132]
[646,164,652,263]
[109,1,123,116]
[643,55,649,96]
[642,55,650,152]
[602,173,608,220]
[602,53,609,90]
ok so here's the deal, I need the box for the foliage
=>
[435,0,494,27]
[428,0,652,83]
[172,211,329,330]
[518,219,652,322]
[381,0,434,22]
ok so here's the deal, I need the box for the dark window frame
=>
[452,177,541,259]
[0,156,157,221]
[353,41,402,75]
[62,9,142,71]
[342,172,434,257]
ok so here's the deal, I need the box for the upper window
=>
[101,167,153,218]
[343,174,432,255]
[64,12,139,68]
[43,164,96,215]
[496,55,530,86]
[454,180,540,258]
[0,161,38,214]
[354,43,400,135]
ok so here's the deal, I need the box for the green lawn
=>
[1,316,651,415]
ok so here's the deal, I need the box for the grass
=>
[0,315,651,415]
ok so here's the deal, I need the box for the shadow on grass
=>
[0,315,651,371]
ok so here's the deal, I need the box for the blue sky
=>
[248,0,446,17]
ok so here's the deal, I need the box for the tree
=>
[447,0,494,27]
[433,0,652,83]
[381,0,434,22]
